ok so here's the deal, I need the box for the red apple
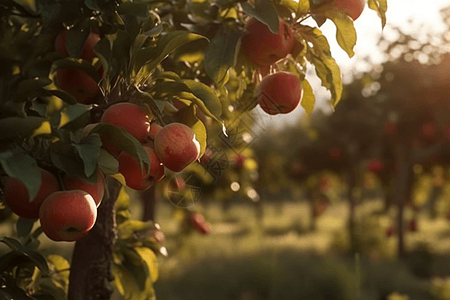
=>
[256,72,303,115]
[329,147,342,160]
[39,190,97,242]
[4,169,60,219]
[241,17,295,66]
[168,176,186,193]
[101,103,151,143]
[189,213,212,235]
[142,123,163,147]
[408,219,418,232]
[367,159,384,173]
[154,123,200,172]
[334,0,365,21]
[63,171,105,207]
[55,30,101,60]
[56,69,100,104]
[385,225,396,238]
[118,146,165,190]
[233,154,247,169]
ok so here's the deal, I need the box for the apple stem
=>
[67,176,121,300]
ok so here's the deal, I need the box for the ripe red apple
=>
[408,219,418,232]
[63,171,105,207]
[56,69,100,104]
[167,176,186,194]
[367,159,384,173]
[55,30,101,60]
[385,225,396,238]
[142,123,163,147]
[39,190,97,242]
[101,103,151,143]
[241,17,295,66]
[256,72,303,115]
[189,213,212,235]
[328,147,342,160]
[118,146,165,190]
[334,0,365,21]
[4,169,60,219]
[154,123,200,172]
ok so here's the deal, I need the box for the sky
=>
[254,0,450,131]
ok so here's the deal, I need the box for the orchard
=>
[0,0,404,299]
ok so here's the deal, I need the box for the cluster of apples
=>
[4,168,104,242]
[54,30,102,104]
[94,102,201,190]
[241,0,365,115]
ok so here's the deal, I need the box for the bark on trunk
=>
[68,177,122,300]
[141,185,157,222]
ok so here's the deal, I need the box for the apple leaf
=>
[323,10,356,58]
[296,0,310,16]
[50,57,101,83]
[117,220,155,240]
[65,27,91,58]
[112,262,155,300]
[134,247,158,282]
[300,79,315,115]
[91,124,150,173]
[175,105,207,158]
[59,103,92,129]
[117,2,150,18]
[51,141,89,179]
[97,148,119,175]
[14,77,52,103]
[0,237,49,274]
[204,26,245,86]
[36,89,77,105]
[368,0,387,29]
[72,134,102,178]
[182,79,222,120]
[241,0,279,34]
[0,149,41,201]
[0,117,52,140]
[115,185,130,212]
[134,31,207,80]
[16,218,36,238]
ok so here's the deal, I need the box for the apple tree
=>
[0,0,387,299]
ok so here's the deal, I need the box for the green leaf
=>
[241,0,280,34]
[296,0,310,16]
[134,31,207,78]
[300,25,331,56]
[98,148,119,174]
[134,247,158,282]
[59,104,91,129]
[112,262,155,300]
[0,117,52,140]
[36,89,77,105]
[300,79,315,114]
[0,150,41,201]
[175,105,207,157]
[51,142,86,178]
[66,28,91,58]
[14,78,52,102]
[0,237,49,274]
[204,26,245,85]
[50,57,100,83]
[72,134,102,178]
[16,218,36,238]
[118,2,149,18]
[311,54,342,107]
[182,79,222,120]
[91,124,150,172]
[118,220,155,240]
[368,0,387,29]
[324,10,356,58]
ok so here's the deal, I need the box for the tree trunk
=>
[68,176,122,300]
[141,185,157,222]
[394,142,412,259]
